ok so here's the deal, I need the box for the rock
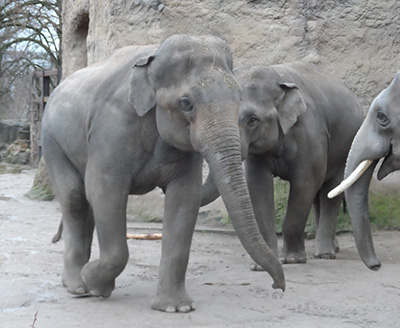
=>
[0,120,31,166]
[25,158,54,201]
[3,141,30,165]
[0,163,25,174]
[0,120,29,144]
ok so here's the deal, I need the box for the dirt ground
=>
[1,169,400,328]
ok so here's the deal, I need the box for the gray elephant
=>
[41,34,284,313]
[328,70,400,270]
[202,63,364,265]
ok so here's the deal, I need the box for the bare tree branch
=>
[0,0,61,119]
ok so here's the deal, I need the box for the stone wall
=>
[0,120,30,166]
[60,0,400,208]
[62,0,400,110]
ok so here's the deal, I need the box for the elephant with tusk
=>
[328,70,400,271]
[42,34,284,313]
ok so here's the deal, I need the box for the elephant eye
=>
[376,111,390,127]
[247,115,260,128]
[179,97,194,112]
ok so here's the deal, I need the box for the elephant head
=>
[130,35,284,289]
[201,65,307,207]
[236,66,307,157]
[329,70,400,270]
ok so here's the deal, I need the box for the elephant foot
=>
[62,268,88,295]
[250,262,265,271]
[334,237,340,253]
[81,261,117,298]
[313,251,336,260]
[279,249,307,264]
[152,289,196,313]
[314,238,339,260]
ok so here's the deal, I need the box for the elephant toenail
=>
[164,305,176,313]
[178,305,191,313]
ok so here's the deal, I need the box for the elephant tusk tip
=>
[327,160,375,199]
[327,188,342,199]
[272,281,285,292]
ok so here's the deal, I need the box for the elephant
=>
[328,70,400,271]
[41,34,284,313]
[202,63,364,266]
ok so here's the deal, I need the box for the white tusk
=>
[327,160,374,199]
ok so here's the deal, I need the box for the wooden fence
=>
[30,68,62,167]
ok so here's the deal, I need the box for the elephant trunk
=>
[194,102,285,290]
[200,171,219,207]
[344,127,383,270]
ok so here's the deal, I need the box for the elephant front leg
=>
[81,170,130,298]
[280,178,320,264]
[245,157,278,271]
[152,158,202,313]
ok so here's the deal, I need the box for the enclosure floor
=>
[1,170,399,328]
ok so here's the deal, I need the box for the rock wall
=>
[60,0,400,210]
[62,0,400,109]
[0,120,30,165]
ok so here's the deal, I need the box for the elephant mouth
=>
[376,144,400,180]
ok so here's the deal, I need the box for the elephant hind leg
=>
[313,191,321,238]
[44,143,94,294]
[62,198,94,295]
[313,177,343,259]
[280,183,316,264]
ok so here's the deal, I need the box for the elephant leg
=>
[313,191,321,235]
[81,164,130,298]
[313,176,343,259]
[245,156,278,271]
[44,147,94,295]
[152,156,202,313]
[62,202,94,295]
[280,176,322,264]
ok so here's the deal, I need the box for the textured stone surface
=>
[60,0,400,198]
[0,121,30,165]
[62,0,399,110]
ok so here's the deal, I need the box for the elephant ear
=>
[277,82,307,135]
[129,54,156,117]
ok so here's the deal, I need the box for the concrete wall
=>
[61,0,400,206]
[62,0,400,109]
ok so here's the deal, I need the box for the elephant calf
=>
[202,62,364,265]
[42,34,284,313]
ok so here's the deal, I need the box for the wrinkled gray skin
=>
[42,35,284,313]
[344,70,400,271]
[202,63,364,266]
